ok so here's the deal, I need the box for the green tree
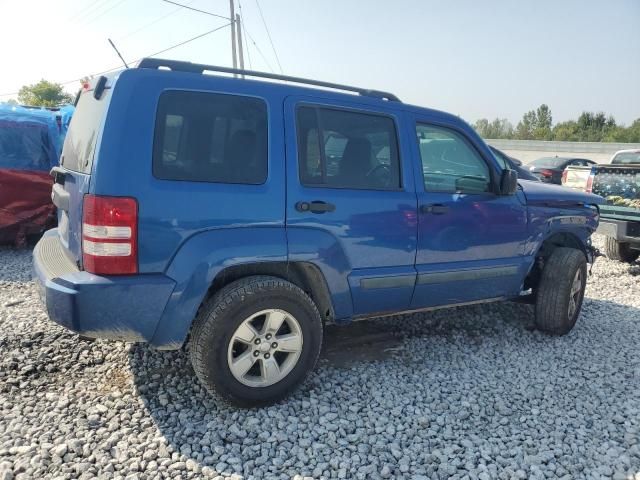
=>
[576,111,609,141]
[17,79,73,107]
[552,120,580,141]
[515,110,537,139]
[624,119,640,142]
[474,118,491,137]
[533,104,552,140]
[473,118,514,139]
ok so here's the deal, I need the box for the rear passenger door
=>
[284,96,418,318]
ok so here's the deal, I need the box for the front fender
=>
[150,227,287,349]
[525,204,599,259]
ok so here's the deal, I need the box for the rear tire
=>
[534,247,587,335]
[189,276,323,408]
[604,236,639,263]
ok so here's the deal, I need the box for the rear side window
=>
[62,88,111,173]
[153,91,268,184]
[296,106,401,190]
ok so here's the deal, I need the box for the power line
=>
[241,25,274,73]
[68,0,113,22]
[254,0,283,73]
[144,22,231,57]
[0,23,232,98]
[83,0,128,25]
[76,0,120,23]
[159,0,230,20]
[118,0,195,41]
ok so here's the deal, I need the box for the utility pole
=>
[229,0,238,76]
[235,13,245,75]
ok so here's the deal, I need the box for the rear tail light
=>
[561,169,568,184]
[540,169,554,178]
[82,195,138,275]
[586,171,595,193]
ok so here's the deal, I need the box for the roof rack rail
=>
[137,58,400,102]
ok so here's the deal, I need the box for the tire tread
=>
[604,236,639,263]
[535,247,586,335]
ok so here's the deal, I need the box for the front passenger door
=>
[409,119,529,309]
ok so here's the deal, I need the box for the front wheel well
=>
[523,232,588,292]
[206,262,334,324]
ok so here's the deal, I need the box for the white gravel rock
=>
[1,236,639,479]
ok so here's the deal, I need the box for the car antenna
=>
[108,38,129,69]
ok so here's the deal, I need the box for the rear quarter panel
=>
[150,227,287,348]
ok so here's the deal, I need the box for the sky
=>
[0,0,638,126]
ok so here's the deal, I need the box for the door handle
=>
[420,204,449,215]
[295,201,336,214]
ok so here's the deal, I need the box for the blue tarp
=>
[0,104,62,171]
[58,104,75,144]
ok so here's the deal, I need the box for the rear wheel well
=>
[524,233,587,293]
[206,262,334,324]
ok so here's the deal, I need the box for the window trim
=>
[415,121,499,195]
[294,103,404,192]
[152,89,270,186]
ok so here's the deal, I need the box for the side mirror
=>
[500,169,518,195]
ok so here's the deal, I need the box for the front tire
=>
[535,247,587,335]
[189,276,323,407]
[604,236,639,263]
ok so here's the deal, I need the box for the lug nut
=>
[254,338,261,345]
[264,353,270,359]
[271,342,278,349]
[253,351,260,357]
[265,333,272,340]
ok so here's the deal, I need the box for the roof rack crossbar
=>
[137,58,400,102]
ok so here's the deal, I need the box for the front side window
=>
[416,124,490,193]
[153,91,268,184]
[489,146,509,170]
[296,106,401,190]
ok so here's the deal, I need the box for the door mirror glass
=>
[500,169,518,195]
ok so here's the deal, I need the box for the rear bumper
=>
[33,229,177,346]
[597,219,640,244]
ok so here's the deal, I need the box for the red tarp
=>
[0,168,56,246]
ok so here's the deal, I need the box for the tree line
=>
[1,80,74,108]
[474,104,640,143]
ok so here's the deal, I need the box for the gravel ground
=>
[1,235,640,480]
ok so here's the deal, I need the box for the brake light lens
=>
[586,172,594,193]
[561,169,568,184]
[82,195,138,275]
[540,169,554,178]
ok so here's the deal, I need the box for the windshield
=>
[530,157,567,168]
[611,151,640,164]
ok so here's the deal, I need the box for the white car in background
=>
[561,148,640,191]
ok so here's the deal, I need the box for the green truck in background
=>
[589,150,640,263]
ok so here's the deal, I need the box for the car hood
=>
[519,179,604,207]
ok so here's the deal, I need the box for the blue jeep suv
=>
[34,58,603,406]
